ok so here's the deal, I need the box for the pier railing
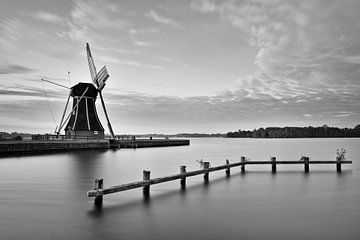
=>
[87,156,352,207]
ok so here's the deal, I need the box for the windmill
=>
[42,43,116,139]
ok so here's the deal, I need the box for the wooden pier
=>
[0,138,189,156]
[87,156,352,207]
[111,139,190,149]
[0,139,109,155]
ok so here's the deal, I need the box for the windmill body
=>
[64,82,105,139]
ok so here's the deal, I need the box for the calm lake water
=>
[1,138,359,240]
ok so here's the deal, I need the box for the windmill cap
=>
[71,82,98,98]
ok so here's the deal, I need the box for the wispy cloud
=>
[94,46,140,55]
[56,0,129,43]
[145,10,184,29]
[0,17,45,49]
[129,28,159,35]
[98,56,164,70]
[70,1,128,30]
[190,0,216,13]
[32,11,64,24]
[100,85,359,133]
[134,41,157,47]
[153,56,189,67]
[0,64,35,74]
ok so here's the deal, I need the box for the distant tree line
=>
[226,124,360,138]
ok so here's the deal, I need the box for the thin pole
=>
[41,78,70,89]
[99,91,115,139]
[56,92,71,137]
[67,71,71,87]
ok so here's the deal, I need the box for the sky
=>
[0,0,359,134]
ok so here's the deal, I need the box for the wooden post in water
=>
[225,159,230,177]
[94,178,103,207]
[241,156,246,173]
[203,162,210,183]
[271,157,277,173]
[143,170,151,196]
[180,165,186,189]
[336,157,341,172]
[304,157,310,173]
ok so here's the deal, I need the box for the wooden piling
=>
[271,157,277,173]
[203,162,210,182]
[225,159,230,177]
[143,170,151,196]
[304,157,310,173]
[241,156,246,173]
[94,178,103,207]
[180,165,186,189]
[336,157,341,172]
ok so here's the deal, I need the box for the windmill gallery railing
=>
[87,156,352,207]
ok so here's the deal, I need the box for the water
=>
[1,138,359,240]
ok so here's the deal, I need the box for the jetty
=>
[0,137,190,156]
[87,156,352,207]
[110,138,190,149]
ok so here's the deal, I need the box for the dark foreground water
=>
[1,138,359,240]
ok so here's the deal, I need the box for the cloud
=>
[134,41,157,47]
[153,56,189,67]
[0,64,35,74]
[0,17,45,49]
[94,46,140,55]
[145,10,184,29]
[190,0,216,13]
[190,0,360,102]
[70,1,128,30]
[129,28,159,35]
[98,56,164,70]
[0,82,67,99]
[100,85,359,133]
[32,11,64,24]
[57,0,129,43]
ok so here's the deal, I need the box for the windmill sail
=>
[96,66,109,91]
[86,43,115,139]
[86,43,97,83]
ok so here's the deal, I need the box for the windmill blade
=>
[96,66,109,91]
[85,43,116,139]
[86,43,98,84]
